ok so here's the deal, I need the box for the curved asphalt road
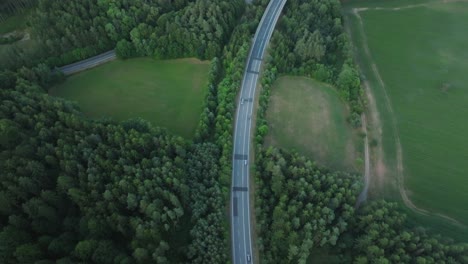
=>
[59,50,116,75]
[231,0,287,263]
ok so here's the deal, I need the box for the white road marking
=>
[231,1,287,263]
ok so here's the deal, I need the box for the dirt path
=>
[351,6,466,228]
[0,30,30,42]
[356,114,370,207]
[20,32,29,41]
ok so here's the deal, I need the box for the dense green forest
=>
[339,201,468,263]
[0,67,231,263]
[254,146,468,263]
[270,0,362,126]
[0,0,267,262]
[255,147,361,263]
[1,0,244,70]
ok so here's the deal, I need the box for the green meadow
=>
[50,58,209,139]
[265,76,360,171]
[0,10,31,34]
[345,0,468,233]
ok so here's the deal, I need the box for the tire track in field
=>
[355,114,370,208]
[354,0,468,13]
[352,7,466,228]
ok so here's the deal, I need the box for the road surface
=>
[59,50,116,75]
[231,0,287,263]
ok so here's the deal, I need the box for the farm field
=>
[50,58,209,139]
[265,76,360,171]
[345,0,468,231]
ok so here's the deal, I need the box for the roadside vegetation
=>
[50,58,209,139]
[254,0,365,262]
[344,0,468,234]
[1,0,244,70]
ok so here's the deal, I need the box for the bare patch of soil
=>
[20,32,30,41]
[356,114,370,207]
[363,80,388,190]
[170,58,209,65]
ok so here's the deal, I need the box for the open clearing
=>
[345,0,468,233]
[0,9,34,67]
[0,10,31,35]
[50,58,209,139]
[265,76,360,171]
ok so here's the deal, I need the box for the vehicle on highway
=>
[231,1,287,263]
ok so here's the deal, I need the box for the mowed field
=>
[345,0,468,228]
[265,76,360,171]
[50,58,209,138]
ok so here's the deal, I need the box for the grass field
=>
[1,9,34,66]
[50,58,209,139]
[0,10,31,34]
[344,0,468,233]
[265,76,360,171]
